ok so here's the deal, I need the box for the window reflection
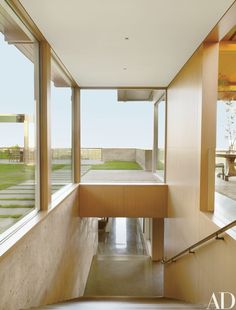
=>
[115,218,127,249]
[0,5,39,235]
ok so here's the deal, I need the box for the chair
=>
[216,163,225,179]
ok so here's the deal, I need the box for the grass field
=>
[0,164,35,191]
[0,163,70,191]
[91,161,142,170]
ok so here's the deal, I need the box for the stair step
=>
[30,297,204,309]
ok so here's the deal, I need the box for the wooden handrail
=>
[162,219,236,264]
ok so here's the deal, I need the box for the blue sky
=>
[0,33,35,148]
[0,31,231,150]
[81,90,153,148]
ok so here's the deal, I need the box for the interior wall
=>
[164,45,236,305]
[0,187,98,310]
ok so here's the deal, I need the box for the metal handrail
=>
[162,219,236,264]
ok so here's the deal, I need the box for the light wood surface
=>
[165,34,236,305]
[39,41,51,211]
[72,87,81,183]
[79,184,168,218]
[205,2,236,42]
[152,218,164,262]
[200,43,219,212]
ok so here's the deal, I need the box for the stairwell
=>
[28,218,203,309]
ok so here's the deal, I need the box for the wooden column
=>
[72,87,81,183]
[39,41,51,210]
[151,218,164,261]
[200,43,219,212]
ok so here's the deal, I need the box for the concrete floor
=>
[84,218,163,297]
[215,175,236,201]
[97,218,147,256]
[212,175,236,239]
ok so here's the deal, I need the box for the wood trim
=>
[168,1,236,88]
[152,103,158,172]
[80,86,167,90]
[72,87,81,183]
[164,89,168,183]
[5,0,45,41]
[151,218,164,262]
[205,1,236,42]
[6,0,79,88]
[200,43,219,212]
[39,41,51,211]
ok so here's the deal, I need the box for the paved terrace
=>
[81,170,161,183]
[0,167,71,234]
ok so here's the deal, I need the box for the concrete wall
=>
[0,188,98,310]
[136,149,152,171]
[101,148,152,170]
[102,148,136,162]
[164,45,236,305]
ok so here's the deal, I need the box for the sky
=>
[0,30,231,151]
[81,90,154,149]
[0,33,35,148]
[0,31,154,150]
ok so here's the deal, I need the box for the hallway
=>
[84,218,163,297]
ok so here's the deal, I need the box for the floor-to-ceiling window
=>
[153,94,166,181]
[214,37,236,235]
[80,89,156,183]
[51,58,73,198]
[0,3,39,236]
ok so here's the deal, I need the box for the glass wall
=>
[51,59,72,197]
[154,95,166,181]
[0,4,39,235]
[215,41,236,221]
[81,90,154,183]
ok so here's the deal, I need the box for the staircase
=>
[30,297,203,309]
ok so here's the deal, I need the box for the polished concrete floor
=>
[84,218,163,297]
[97,218,147,256]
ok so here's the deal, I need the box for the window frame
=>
[0,1,40,242]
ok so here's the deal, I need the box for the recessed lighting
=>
[124,37,129,40]
[123,67,127,70]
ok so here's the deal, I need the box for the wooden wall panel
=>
[124,185,167,218]
[79,184,168,218]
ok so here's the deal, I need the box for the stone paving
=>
[81,170,161,183]
[0,167,71,234]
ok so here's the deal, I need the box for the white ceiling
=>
[19,0,234,87]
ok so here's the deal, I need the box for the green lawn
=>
[0,204,34,208]
[0,164,35,191]
[0,163,70,191]
[91,161,142,170]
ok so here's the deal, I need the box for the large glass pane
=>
[154,96,166,181]
[214,40,236,231]
[0,4,38,235]
[81,90,155,183]
[51,62,72,197]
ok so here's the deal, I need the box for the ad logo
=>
[207,292,235,309]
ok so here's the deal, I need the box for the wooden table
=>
[216,152,236,180]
